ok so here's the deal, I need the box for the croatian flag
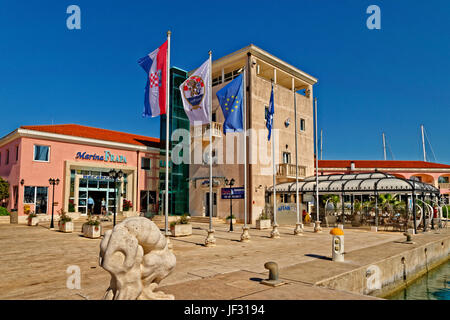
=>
[138,41,168,117]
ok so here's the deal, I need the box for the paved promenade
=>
[0,219,448,300]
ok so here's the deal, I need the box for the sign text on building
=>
[75,150,127,164]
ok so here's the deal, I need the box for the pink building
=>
[0,124,160,221]
[317,160,450,202]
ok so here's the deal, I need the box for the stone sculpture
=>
[99,217,176,300]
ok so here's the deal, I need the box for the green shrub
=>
[226,214,236,220]
[171,214,190,227]
[0,207,10,216]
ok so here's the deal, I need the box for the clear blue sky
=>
[1,1,449,163]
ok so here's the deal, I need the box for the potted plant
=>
[225,214,236,224]
[25,205,39,226]
[58,209,74,233]
[170,213,192,237]
[82,215,101,238]
[123,199,133,212]
[256,210,271,230]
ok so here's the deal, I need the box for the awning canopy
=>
[267,172,440,195]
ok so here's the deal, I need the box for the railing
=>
[276,163,306,179]
[192,122,223,140]
[439,183,450,189]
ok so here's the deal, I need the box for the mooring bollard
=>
[261,261,283,287]
[330,228,344,262]
[403,231,414,244]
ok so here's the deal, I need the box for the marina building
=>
[0,124,160,222]
[187,44,318,224]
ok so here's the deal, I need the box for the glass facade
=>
[160,67,190,215]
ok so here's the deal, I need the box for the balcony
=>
[277,163,306,180]
[439,183,450,189]
[192,122,223,140]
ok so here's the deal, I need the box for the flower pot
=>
[59,221,74,233]
[226,219,236,224]
[27,217,39,226]
[83,224,101,238]
[170,223,192,237]
[256,219,271,230]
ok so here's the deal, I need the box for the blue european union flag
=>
[216,74,244,134]
[266,84,274,141]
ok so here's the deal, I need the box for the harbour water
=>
[387,260,450,300]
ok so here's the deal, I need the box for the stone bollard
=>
[261,261,283,287]
[240,226,250,242]
[270,224,280,239]
[205,229,216,247]
[294,223,303,235]
[314,221,322,233]
[330,228,344,262]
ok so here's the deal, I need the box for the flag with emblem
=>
[137,41,168,117]
[266,83,274,141]
[216,73,244,133]
[179,58,211,124]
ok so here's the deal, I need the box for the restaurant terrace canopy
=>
[267,172,440,195]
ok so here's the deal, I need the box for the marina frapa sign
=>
[75,150,127,164]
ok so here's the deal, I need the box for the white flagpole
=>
[294,88,302,235]
[240,66,250,242]
[314,97,321,232]
[165,31,171,243]
[205,51,216,247]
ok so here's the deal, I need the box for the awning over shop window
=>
[267,172,440,195]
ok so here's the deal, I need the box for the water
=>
[387,260,450,300]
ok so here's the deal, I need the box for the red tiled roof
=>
[20,124,160,148]
[319,160,450,169]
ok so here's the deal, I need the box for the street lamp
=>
[48,178,60,229]
[109,169,123,227]
[224,178,235,232]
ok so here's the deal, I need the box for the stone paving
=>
[0,219,447,300]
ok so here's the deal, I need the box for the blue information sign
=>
[221,187,245,199]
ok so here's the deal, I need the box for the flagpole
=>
[205,51,216,247]
[294,88,303,235]
[314,97,321,233]
[165,31,172,246]
[270,82,280,239]
[240,66,250,242]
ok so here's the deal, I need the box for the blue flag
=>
[216,74,244,134]
[266,84,274,140]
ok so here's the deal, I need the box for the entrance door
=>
[89,191,107,215]
[205,192,217,217]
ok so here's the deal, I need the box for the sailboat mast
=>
[421,125,426,162]
[382,132,386,160]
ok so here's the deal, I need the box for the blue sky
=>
[1,1,449,163]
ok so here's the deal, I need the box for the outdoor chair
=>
[382,217,394,231]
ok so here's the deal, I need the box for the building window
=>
[23,186,48,214]
[438,177,449,184]
[300,118,305,131]
[212,75,222,87]
[33,145,50,162]
[6,149,9,165]
[141,157,151,170]
[16,146,19,161]
[282,152,291,164]
[212,112,216,122]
